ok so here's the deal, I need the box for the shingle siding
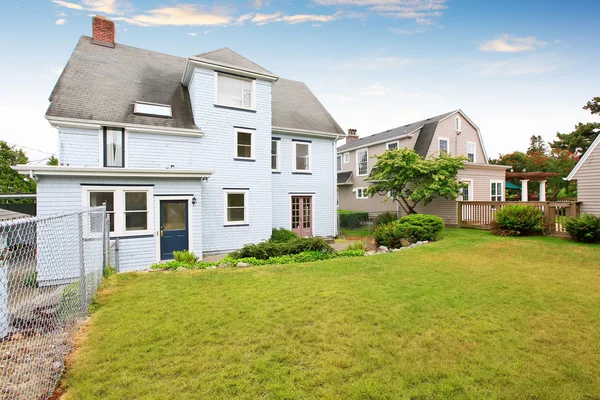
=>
[573,147,600,216]
[272,134,336,237]
[59,127,99,167]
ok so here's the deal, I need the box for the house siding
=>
[573,147,600,216]
[189,67,273,253]
[58,127,100,167]
[427,114,486,162]
[36,176,204,275]
[272,133,336,236]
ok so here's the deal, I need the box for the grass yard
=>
[341,225,373,238]
[62,229,600,399]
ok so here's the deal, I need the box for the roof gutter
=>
[272,126,343,140]
[13,165,214,180]
[337,128,419,153]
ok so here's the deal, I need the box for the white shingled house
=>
[566,134,600,216]
[15,16,345,274]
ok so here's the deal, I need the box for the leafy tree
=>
[47,155,58,166]
[366,148,467,215]
[550,97,600,156]
[0,141,36,204]
[527,135,547,155]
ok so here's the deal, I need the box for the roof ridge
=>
[194,47,274,75]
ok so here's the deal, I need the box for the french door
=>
[291,196,313,237]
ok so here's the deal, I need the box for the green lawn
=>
[63,229,600,399]
[341,225,373,237]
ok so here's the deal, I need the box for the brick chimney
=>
[346,128,358,144]
[92,15,115,48]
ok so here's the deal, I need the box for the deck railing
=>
[457,201,579,237]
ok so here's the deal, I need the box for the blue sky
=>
[1,0,599,163]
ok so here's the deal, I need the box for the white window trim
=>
[234,128,255,160]
[292,141,312,173]
[386,141,400,151]
[355,187,369,200]
[82,186,153,237]
[343,152,350,163]
[466,141,477,163]
[455,116,461,132]
[336,154,342,172]
[356,148,368,176]
[490,180,504,201]
[154,195,194,262]
[271,139,281,172]
[459,179,474,201]
[213,72,256,111]
[438,137,450,155]
[223,189,249,226]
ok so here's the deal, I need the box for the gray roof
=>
[48,36,198,130]
[337,110,456,153]
[272,78,344,134]
[47,37,343,135]
[194,47,275,77]
[0,209,30,221]
[337,171,353,185]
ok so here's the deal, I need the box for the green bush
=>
[335,249,366,258]
[268,228,298,243]
[345,240,367,251]
[374,214,444,248]
[493,205,544,236]
[563,214,600,243]
[231,237,334,260]
[338,210,369,229]
[373,211,398,228]
[173,250,199,264]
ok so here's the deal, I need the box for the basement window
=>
[133,102,172,118]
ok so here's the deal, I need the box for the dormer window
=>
[133,102,172,118]
[215,72,255,110]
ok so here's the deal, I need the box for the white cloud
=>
[56,12,67,17]
[55,18,67,25]
[477,59,556,76]
[279,14,336,24]
[479,34,548,53]
[389,27,427,35]
[313,0,448,24]
[186,32,197,36]
[113,4,233,27]
[238,11,337,25]
[362,82,389,96]
[250,12,282,25]
[252,0,265,8]
[52,0,125,14]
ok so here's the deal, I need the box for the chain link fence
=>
[0,206,109,399]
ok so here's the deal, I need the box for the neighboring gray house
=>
[15,16,344,273]
[566,134,600,216]
[336,110,510,225]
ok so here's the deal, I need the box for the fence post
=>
[77,211,88,315]
[457,202,463,228]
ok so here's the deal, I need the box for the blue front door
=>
[160,200,189,260]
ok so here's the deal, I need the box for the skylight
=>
[133,102,172,118]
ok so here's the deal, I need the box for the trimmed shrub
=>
[563,214,600,243]
[230,237,334,260]
[493,205,544,236]
[173,250,199,264]
[374,214,444,248]
[338,210,369,229]
[373,211,398,229]
[269,228,298,243]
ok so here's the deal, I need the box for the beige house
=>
[336,110,510,225]
[566,134,600,216]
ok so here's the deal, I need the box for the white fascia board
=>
[14,165,214,179]
[439,109,490,162]
[272,126,343,140]
[463,162,511,171]
[336,129,419,154]
[565,134,600,181]
[181,58,279,86]
[46,116,204,137]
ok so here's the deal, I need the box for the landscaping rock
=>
[365,251,376,256]
[409,244,416,248]
[400,238,412,248]
[175,267,188,271]
[236,262,251,268]
[377,246,389,253]
[218,262,232,268]
[391,248,401,252]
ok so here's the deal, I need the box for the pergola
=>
[505,171,561,201]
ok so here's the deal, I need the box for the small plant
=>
[103,265,117,278]
[335,249,366,258]
[173,250,199,264]
[231,237,334,260]
[493,205,544,236]
[338,210,369,229]
[374,214,444,248]
[373,211,398,229]
[563,214,600,243]
[269,228,298,243]
[22,271,38,288]
[345,240,367,252]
